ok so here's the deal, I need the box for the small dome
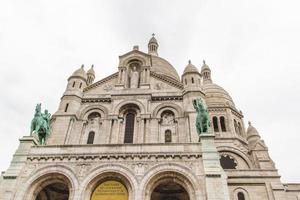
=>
[247,121,261,144]
[201,60,211,72]
[247,121,260,137]
[71,65,87,80]
[183,60,199,74]
[202,83,235,107]
[87,65,95,75]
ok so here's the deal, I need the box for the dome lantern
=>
[87,65,95,85]
[201,60,212,84]
[148,33,159,56]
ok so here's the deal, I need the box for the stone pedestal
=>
[0,136,38,200]
[200,131,230,200]
[2,136,38,178]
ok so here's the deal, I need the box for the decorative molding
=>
[84,72,118,92]
[27,153,201,162]
[82,98,111,103]
[152,96,183,101]
[150,71,183,89]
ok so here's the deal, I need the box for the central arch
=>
[141,164,201,200]
[150,179,189,200]
[80,164,138,200]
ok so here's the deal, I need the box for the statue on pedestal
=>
[130,66,139,88]
[30,103,51,145]
[193,98,210,136]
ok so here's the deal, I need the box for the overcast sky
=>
[0,0,299,183]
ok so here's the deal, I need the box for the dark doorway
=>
[151,181,189,200]
[36,183,69,200]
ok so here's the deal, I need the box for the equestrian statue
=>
[30,103,51,145]
[193,98,210,136]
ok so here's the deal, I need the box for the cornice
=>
[83,72,118,92]
[150,71,183,90]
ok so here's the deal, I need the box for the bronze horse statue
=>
[30,103,51,145]
[193,98,210,135]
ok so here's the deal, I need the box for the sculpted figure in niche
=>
[130,66,139,88]
[161,111,175,125]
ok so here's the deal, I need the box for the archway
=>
[36,182,69,200]
[151,180,189,200]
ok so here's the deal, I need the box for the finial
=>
[133,45,139,50]
[81,64,84,69]
[248,121,252,126]
[152,33,155,37]
[188,60,191,64]
[203,60,206,65]
[91,64,94,68]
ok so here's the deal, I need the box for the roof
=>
[151,55,180,81]
[202,83,235,107]
[183,60,199,74]
[71,65,87,80]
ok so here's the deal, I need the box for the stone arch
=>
[140,163,202,200]
[152,102,183,118]
[113,100,146,115]
[79,105,108,120]
[217,146,253,169]
[14,165,79,200]
[122,55,148,67]
[80,164,138,200]
[233,187,250,200]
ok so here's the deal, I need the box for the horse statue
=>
[30,103,51,145]
[193,98,210,136]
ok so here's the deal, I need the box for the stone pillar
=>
[0,136,38,200]
[200,131,230,200]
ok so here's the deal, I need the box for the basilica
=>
[0,35,299,200]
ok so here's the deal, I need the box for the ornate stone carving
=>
[161,112,175,125]
[104,84,113,91]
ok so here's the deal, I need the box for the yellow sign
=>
[91,180,128,200]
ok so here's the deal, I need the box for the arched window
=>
[237,192,245,200]
[64,103,69,112]
[185,79,187,85]
[165,130,172,143]
[79,82,82,88]
[220,155,237,169]
[72,81,75,87]
[213,116,219,132]
[124,112,135,143]
[191,77,194,84]
[238,122,243,135]
[88,112,101,120]
[220,116,226,132]
[234,119,238,134]
[87,131,95,144]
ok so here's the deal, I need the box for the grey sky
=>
[0,0,299,182]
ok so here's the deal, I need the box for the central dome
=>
[151,55,180,81]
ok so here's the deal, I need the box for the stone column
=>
[200,130,230,200]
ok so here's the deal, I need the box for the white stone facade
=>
[0,35,299,200]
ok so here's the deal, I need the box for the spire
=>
[201,60,212,84]
[148,33,159,56]
[87,65,95,86]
